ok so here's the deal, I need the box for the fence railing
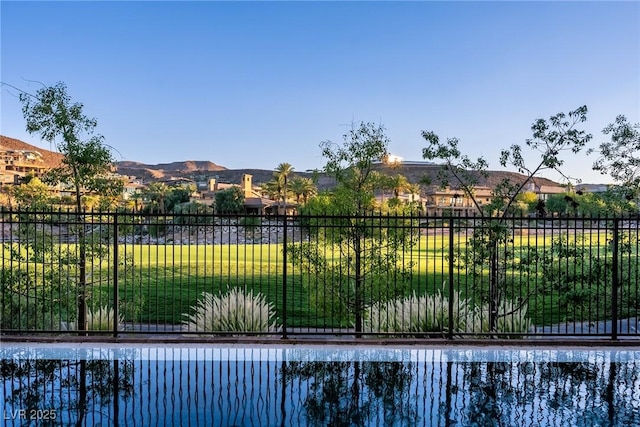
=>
[1,209,639,341]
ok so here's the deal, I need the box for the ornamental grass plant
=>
[365,290,476,337]
[87,305,123,331]
[366,290,531,338]
[182,287,279,334]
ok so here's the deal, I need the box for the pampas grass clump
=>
[480,300,532,338]
[365,290,475,336]
[87,305,123,331]
[366,291,531,338]
[182,288,279,334]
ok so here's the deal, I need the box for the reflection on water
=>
[2,347,640,426]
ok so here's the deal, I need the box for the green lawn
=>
[5,230,634,328]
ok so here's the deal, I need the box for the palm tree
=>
[143,182,170,213]
[388,174,410,199]
[261,179,282,201]
[130,191,143,212]
[274,163,294,212]
[290,177,317,204]
[406,183,421,203]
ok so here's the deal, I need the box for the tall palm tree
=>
[130,191,143,212]
[274,163,294,211]
[289,177,305,204]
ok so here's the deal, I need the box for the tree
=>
[274,162,294,212]
[545,193,569,215]
[142,182,170,213]
[515,191,539,214]
[165,183,196,212]
[20,83,117,212]
[19,82,120,332]
[289,176,317,204]
[214,187,245,214]
[288,122,419,334]
[421,106,592,332]
[386,174,411,200]
[9,176,52,209]
[261,179,281,201]
[590,115,640,210]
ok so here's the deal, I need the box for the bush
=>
[366,291,531,338]
[239,216,262,230]
[365,290,477,337]
[87,305,123,331]
[58,305,123,332]
[480,300,532,338]
[182,288,279,334]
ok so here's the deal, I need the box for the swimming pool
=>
[2,344,639,426]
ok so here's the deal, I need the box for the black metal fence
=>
[1,209,639,340]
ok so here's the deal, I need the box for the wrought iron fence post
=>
[282,213,288,339]
[611,218,619,340]
[448,216,454,340]
[113,212,119,339]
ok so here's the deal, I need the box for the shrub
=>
[87,305,123,331]
[239,216,262,230]
[182,288,279,334]
[478,300,532,338]
[366,291,531,338]
[365,290,476,337]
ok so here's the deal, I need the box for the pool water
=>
[2,345,639,426]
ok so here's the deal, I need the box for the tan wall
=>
[242,174,253,198]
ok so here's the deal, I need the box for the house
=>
[0,146,48,185]
[192,174,282,215]
[524,181,567,200]
[422,185,494,215]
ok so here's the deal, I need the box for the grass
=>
[4,230,635,329]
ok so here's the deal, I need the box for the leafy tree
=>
[165,183,196,213]
[20,83,118,212]
[9,176,52,209]
[515,191,539,214]
[422,106,592,332]
[288,122,419,333]
[214,186,245,214]
[545,193,570,215]
[18,82,120,332]
[590,115,640,211]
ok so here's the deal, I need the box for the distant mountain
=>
[372,162,564,189]
[0,136,569,190]
[116,160,227,180]
[115,158,565,190]
[0,135,64,168]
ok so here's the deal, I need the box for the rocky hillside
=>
[116,159,563,190]
[0,135,64,168]
[1,135,563,190]
[116,160,227,180]
[373,162,563,189]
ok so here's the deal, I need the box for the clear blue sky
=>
[1,1,638,184]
